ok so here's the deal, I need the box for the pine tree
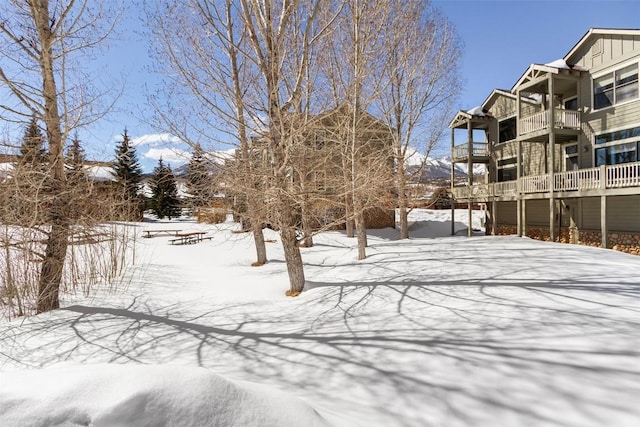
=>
[111,129,143,220]
[186,143,213,210]
[149,158,181,219]
[112,128,142,201]
[65,132,87,181]
[18,116,47,168]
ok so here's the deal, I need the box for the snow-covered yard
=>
[1,209,639,426]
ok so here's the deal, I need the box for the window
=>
[593,62,639,110]
[498,117,517,143]
[594,125,640,166]
[564,144,579,171]
[497,157,517,182]
[564,97,578,111]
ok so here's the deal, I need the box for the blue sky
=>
[80,1,640,171]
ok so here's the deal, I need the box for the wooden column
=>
[569,202,577,244]
[548,76,556,242]
[522,198,527,237]
[492,199,497,236]
[467,121,473,237]
[601,195,608,248]
[517,139,522,237]
[451,127,456,236]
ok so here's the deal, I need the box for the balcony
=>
[519,109,581,136]
[451,161,640,200]
[452,142,490,163]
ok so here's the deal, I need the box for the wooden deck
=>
[452,161,640,201]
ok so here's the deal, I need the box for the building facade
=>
[449,28,640,255]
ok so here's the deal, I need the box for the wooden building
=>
[449,28,640,255]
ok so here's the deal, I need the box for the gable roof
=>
[564,28,640,63]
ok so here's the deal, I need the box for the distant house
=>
[0,154,142,222]
[233,104,395,231]
[449,28,640,255]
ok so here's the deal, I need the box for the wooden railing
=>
[607,162,640,188]
[452,161,640,200]
[521,174,549,193]
[519,109,581,135]
[493,181,517,196]
[453,142,489,160]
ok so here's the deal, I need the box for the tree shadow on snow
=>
[3,275,639,426]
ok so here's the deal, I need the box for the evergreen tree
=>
[149,158,181,219]
[112,128,142,201]
[18,116,47,168]
[186,143,213,209]
[65,131,87,181]
[64,132,90,222]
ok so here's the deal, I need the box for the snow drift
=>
[0,363,330,427]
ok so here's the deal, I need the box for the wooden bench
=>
[169,232,210,245]
[143,229,183,238]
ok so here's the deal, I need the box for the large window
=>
[497,157,517,182]
[593,62,639,110]
[594,125,640,166]
[498,117,517,143]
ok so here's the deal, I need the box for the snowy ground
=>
[1,209,640,426]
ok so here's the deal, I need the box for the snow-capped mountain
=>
[406,156,485,183]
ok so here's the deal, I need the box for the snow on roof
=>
[86,165,115,182]
[544,58,588,72]
[466,106,485,116]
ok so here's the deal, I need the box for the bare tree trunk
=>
[252,224,267,266]
[354,211,367,260]
[281,226,305,295]
[299,198,314,248]
[342,151,355,237]
[33,1,70,313]
[398,158,409,239]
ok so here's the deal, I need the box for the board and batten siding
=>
[567,33,640,169]
[579,195,640,232]
[567,33,640,72]
[580,197,601,230]
[524,200,549,226]
[608,195,640,232]
[496,201,517,225]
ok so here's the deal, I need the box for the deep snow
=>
[1,209,639,426]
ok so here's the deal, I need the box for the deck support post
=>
[601,195,608,248]
[467,121,473,237]
[548,76,556,242]
[491,200,497,235]
[451,127,456,236]
[522,199,527,237]
[516,139,523,237]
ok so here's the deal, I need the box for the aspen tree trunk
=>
[398,157,409,239]
[351,0,368,259]
[229,13,267,265]
[33,0,70,313]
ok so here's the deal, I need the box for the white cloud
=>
[143,147,191,165]
[131,133,182,147]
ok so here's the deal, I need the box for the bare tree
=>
[0,0,120,313]
[238,0,334,293]
[322,0,393,260]
[379,0,462,239]
[148,0,269,266]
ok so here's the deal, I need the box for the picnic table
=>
[143,229,183,238]
[169,232,212,245]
